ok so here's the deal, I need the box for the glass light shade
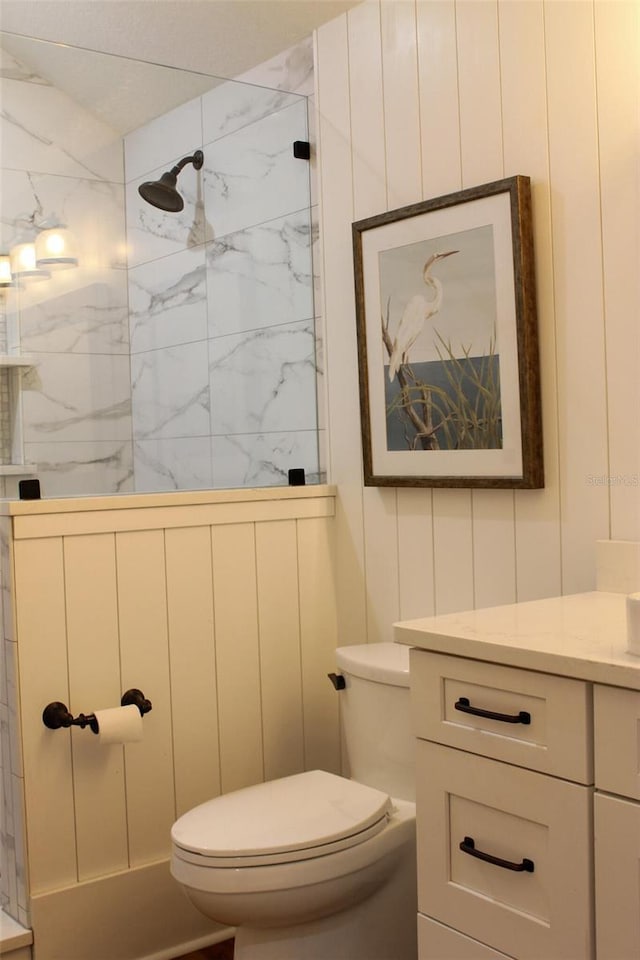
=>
[0,254,12,287]
[35,226,78,269]
[9,242,51,282]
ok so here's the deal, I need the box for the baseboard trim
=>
[137,928,235,960]
[30,859,230,960]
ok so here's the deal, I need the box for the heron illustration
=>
[387,249,458,381]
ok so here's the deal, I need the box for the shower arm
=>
[170,150,204,178]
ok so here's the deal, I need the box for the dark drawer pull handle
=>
[454,696,531,725]
[460,836,534,873]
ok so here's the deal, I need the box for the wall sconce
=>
[35,225,79,270]
[0,254,13,287]
[9,241,51,282]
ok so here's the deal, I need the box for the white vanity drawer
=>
[594,684,640,800]
[416,740,593,960]
[418,915,514,959]
[410,649,592,782]
[594,792,640,959]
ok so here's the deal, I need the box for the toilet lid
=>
[171,770,392,867]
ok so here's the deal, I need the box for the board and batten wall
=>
[315,0,640,645]
[5,486,339,960]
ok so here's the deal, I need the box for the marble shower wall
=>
[0,513,27,927]
[0,47,134,499]
[125,39,321,491]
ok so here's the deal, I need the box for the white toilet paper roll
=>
[626,592,640,656]
[94,704,144,744]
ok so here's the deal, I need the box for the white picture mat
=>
[361,192,524,479]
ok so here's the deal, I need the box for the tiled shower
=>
[0,35,321,500]
[0,32,321,932]
[125,82,320,491]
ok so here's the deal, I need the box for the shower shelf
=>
[0,356,36,483]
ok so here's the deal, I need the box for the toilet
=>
[170,642,417,960]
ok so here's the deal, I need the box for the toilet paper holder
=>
[42,689,152,735]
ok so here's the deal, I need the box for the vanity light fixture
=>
[9,241,51,282]
[35,224,78,270]
[0,254,13,287]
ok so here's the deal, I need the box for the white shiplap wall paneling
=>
[255,519,305,781]
[594,0,640,543]
[13,537,77,894]
[64,533,128,881]
[416,0,468,619]
[116,530,176,865]
[362,492,399,645]
[499,0,562,602]
[296,516,340,773]
[378,0,426,634]
[400,0,462,622]
[316,18,368,647]
[9,490,339,960]
[456,0,503,184]
[432,488,475,615]
[472,491,517,610]
[545,0,609,593]
[351,0,402,645]
[397,489,436,620]
[456,0,518,611]
[417,0,476,618]
[348,0,386,218]
[211,522,264,793]
[416,0,461,198]
[165,525,221,817]
[381,0,422,208]
[317,0,636,628]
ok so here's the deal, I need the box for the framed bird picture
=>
[352,175,544,489]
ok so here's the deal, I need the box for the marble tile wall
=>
[0,47,134,501]
[125,37,322,490]
[0,514,27,928]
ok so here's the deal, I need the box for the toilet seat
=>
[171,770,392,868]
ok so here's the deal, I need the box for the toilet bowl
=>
[170,643,417,959]
[171,769,414,919]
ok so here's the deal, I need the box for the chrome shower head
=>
[138,150,204,212]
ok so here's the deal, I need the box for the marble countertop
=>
[394,591,640,690]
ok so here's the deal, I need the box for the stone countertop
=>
[394,591,640,690]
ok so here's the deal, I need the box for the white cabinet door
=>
[417,740,593,960]
[594,685,640,800]
[594,792,640,959]
[418,914,514,959]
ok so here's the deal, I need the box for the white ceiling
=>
[0,0,359,79]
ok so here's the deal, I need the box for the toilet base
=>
[232,843,417,960]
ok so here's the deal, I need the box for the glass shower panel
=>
[0,33,318,498]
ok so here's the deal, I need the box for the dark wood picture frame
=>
[352,175,544,489]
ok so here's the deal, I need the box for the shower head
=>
[138,150,204,212]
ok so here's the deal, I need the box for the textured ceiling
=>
[0,0,359,79]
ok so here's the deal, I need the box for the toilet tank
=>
[335,642,415,802]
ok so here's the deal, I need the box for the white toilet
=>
[170,642,417,960]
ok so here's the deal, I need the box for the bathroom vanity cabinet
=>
[395,591,640,960]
